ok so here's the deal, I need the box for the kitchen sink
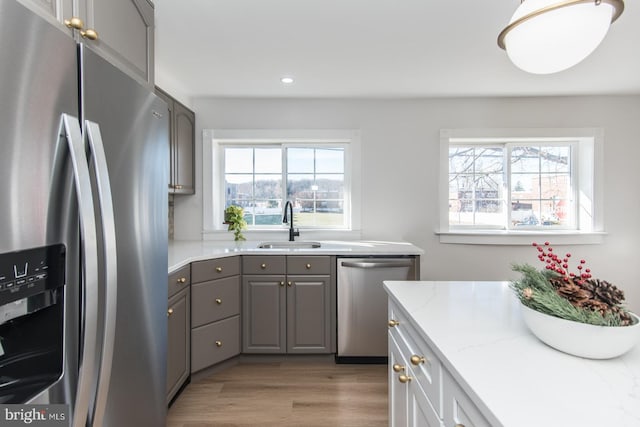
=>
[257,241,322,249]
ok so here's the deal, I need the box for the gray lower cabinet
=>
[242,255,335,354]
[190,257,241,372]
[18,0,154,85]
[167,265,191,404]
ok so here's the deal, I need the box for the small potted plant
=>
[224,205,247,241]
[511,242,639,359]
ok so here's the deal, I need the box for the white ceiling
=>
[154,0,640,99]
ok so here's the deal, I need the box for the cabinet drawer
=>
[242,256,286,275]
[191,256,240,283]
[389,301,442,418]
[168,265,190,298]
[191,315,241,372]
[191,276,241,328]
[287,256,331,275]
[443,369,491,427]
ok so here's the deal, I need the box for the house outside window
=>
[439,128,604,245]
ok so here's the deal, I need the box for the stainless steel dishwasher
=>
[336,256,418,362]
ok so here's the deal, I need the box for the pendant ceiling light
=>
[498,0,624,74]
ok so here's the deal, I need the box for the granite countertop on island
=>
[384,280,640,427]
[169,240,423,273]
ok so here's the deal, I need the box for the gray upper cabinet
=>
[18,0,154,85]
[155,87,195,195]
[242,255,335,354]
[80,0,155,85]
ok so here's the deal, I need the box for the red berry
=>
[570,272,575,277]
[585,268,591,273]
[548,247,553,252]
[566,253,571,258]
[580,259,586,264]
[577,265,583,270]
[532,242,538,247]
[544,242,550,245]
[537,247,543,252]
[562,264,568,268]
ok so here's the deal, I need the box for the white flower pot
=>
[520,304,640,359]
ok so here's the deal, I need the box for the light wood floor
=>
[167,360,388,427]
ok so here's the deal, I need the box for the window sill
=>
[435,230,606,245]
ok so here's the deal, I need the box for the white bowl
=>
[520,304,640,359]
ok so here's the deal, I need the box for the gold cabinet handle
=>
[388,319,400,327]
[305,263,311,269]
[80,28,98,40]
[167,308,174,317]
[398,375,412,384]
[392,364,405,373]
[64,17,84,30]
[177,277,186,284]
[279,281,285,287]
[215,298,222,305]
[410,355,426,366]
[215,266,223,273]
[454,424,466,427]
[260,263,267,269]
[215,341,222,347]
[287,281,292,287]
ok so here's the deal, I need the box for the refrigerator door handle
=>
[58,114,100,427]
[84,120,118,426]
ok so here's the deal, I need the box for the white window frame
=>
[438,128,606,245]
[202,129,362,240]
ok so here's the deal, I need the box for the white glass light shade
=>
[500,0,616,74]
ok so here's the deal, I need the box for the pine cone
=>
[552,279,592,304]
[589,279,625,306]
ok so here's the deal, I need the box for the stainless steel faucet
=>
[282,201,300,241]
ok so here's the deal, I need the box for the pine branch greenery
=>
[511,242,636,327]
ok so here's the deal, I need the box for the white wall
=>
[173,95,640,313]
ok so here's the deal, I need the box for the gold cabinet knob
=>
[388,319,400,327]
[305,263,311,269]
[215,298,222,305]
[279,281,285,287]
[215,341,222,347]
[167,308,174,316]
[454,424,466,427]
[398,375,412,384]
[64,17,84,30]
[287,281,292,287]
[80,28,99,40]
[177,277,186,284]
[410,355,426,366]
[260,263,267,269]
[215,266,223,273]
[392,364,405,373]
[175,185,183,190]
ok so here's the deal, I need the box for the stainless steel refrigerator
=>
[0,1,168,426]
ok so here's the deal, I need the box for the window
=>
[223,145,346,228]
[439,128,604,244]
[202,129,361,237]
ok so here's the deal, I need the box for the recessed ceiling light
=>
[281,76,294,84]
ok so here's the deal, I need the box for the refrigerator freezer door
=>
[0,0,81,409]
[79,45,169,426]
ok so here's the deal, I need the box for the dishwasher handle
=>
[340,260,414,269]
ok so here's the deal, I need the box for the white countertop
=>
[384,280,640,427]
[168,240,423,273]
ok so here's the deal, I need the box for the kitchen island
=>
[384,280,640,427]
